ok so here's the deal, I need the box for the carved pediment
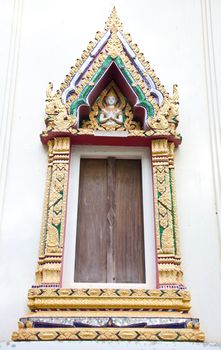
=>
[41,7,181,144]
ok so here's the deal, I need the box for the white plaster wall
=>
[0,341,221,350]
[0,0,221,343]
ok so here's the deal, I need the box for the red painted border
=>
[41,133,181,148]
[52,132,180,288]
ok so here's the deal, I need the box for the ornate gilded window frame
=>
[34,138,182,289]
[12,7,204,342]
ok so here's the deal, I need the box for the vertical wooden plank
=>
[74,158,145,284]
[106,158,116,283]
[114,159,145,283]
[74,159,108,282]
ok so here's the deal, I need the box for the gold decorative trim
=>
[12,327,205,342]
[147,84,179,138]
[42,9,180,140]
[59,7,168,106]
[43,83,77,134]
[151,139,183,286]
[123,31,168,98]
[35,137,71,285]
[22,310,193,318]
[120,51,159,111]
[168,141,181,256]
[13,7,204,344]
[65,52,107,108]
[37,140,53,260]
[105,7,123,32]
[28,288,191,311]
[82,81,140,131]
[64,47,159,113]
[59,32,104,93]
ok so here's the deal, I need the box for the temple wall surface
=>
[0,0,221,344]
[0,341,221,350]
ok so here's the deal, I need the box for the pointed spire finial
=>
[105,6,123,33]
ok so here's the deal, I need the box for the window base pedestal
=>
[12,288,204,342]
[12,326,204,342]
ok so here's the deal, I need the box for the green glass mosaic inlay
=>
[169,168,177,255]
[70,55,154,118]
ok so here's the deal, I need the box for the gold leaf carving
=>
[147,84,180,137]
[12,327,205,342]
[36,138,70,285]
[151,139,184,286]
[104,7,123,32]
[82,81,140,132]
[43,83,77,134]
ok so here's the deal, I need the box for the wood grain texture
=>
[114,159,145,283]
[106,158,116,283]
[75,158,145,283]
[75,159,108,282]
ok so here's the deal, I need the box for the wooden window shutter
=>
[74,158,145,283]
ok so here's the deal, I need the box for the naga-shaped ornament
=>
[44,82,77,133]
[147,84,180,137]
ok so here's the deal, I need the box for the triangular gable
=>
[60,8,164,113]
[42,7,181,144]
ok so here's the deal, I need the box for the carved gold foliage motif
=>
[147,84,179,138]
[151,139,183,287]
[40,7,180,141]
[43,64,180,139]
[106,31,123,59]
[37,140,53,259]
[168,142,181,256]
[105,7,124,59]
[152,140,174,255]
[105,7,123,32]
[57,7,169,112]
[43,83,77,134]
[82,81,140,132]
[36,137,70,286]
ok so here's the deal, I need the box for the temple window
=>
[62,146,156,288]
[12,7,205,343]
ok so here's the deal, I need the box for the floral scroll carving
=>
[36,137,70,286]
[151,139,183,287]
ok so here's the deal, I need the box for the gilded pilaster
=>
[151,139,183,287]
[168,142,181,257]
[35,137,70,286]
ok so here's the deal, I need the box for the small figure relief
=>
[44,82,77,133]
[82,81,140,132]
[99,92,123,127]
